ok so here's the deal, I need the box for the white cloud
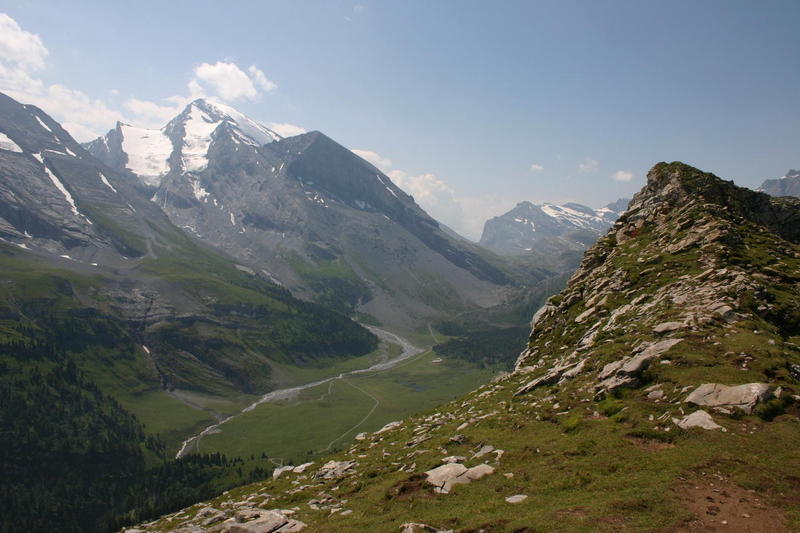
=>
[0,14,48,70]
[0,14,284,141]
[268,122,307,138]
[0,61,43,94]
[389,170,453,207]
[123,97,187,128]
[2,79,124,141]
[348,148,517,239]
[578,158,599,173]
[387,169,515,240]
[192,61,276,102]
[0,14,123,140]
[530,163,544,172]
[59,121,100,142]
[187,78,205,99]
[248,65,277,92]
[352,149,393,171]
[612,170,634,182]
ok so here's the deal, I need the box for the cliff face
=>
[131,162,800,532]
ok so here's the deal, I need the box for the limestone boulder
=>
[675,410,724,431]
[315,460,356,480]
[425,463,468,494]
[685,383,773,414]
[226,510,294,533]
[424,462,496,494]
[653,321,683,334]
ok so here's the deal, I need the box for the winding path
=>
[175,326,423,459]
[317,379,380,453]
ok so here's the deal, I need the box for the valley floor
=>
[173,326,496,467]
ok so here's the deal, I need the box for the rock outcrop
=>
[685,383,773,414]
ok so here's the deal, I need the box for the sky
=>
[1,1,798,239]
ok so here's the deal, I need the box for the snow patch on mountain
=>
[191,178,210,201]
[34,115,53,134]
[181,104,221,173]
[119,124,172,186]
[40,159,81,217]
[540,202,605,229]
[202,100,282,146]
[98,170,117,193]
[0,132,22,152]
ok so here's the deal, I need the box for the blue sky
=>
[1,1,798,238]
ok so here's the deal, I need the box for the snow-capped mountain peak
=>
[86,98,283,187]
[539,202,606,230]
[479,199,629,255]
[190,99,282,147]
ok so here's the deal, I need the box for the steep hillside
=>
[87,100,542,331]
[759,169,800,198]
[137,162,800,532]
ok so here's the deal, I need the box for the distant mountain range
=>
[758,168,800,198]
[479,198,629,256]
[85,98,549,330]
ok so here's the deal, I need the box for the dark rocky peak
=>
[274,130,416,213]
[270,131,511,285]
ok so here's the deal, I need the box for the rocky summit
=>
[128,162,800,532]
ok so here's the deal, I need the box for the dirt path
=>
[317,379,380,453]
[428,322,441,344]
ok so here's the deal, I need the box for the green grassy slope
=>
[199,351,494,464]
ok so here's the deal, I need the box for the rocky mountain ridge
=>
[86,100,550,331]
[132,162,800,532]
